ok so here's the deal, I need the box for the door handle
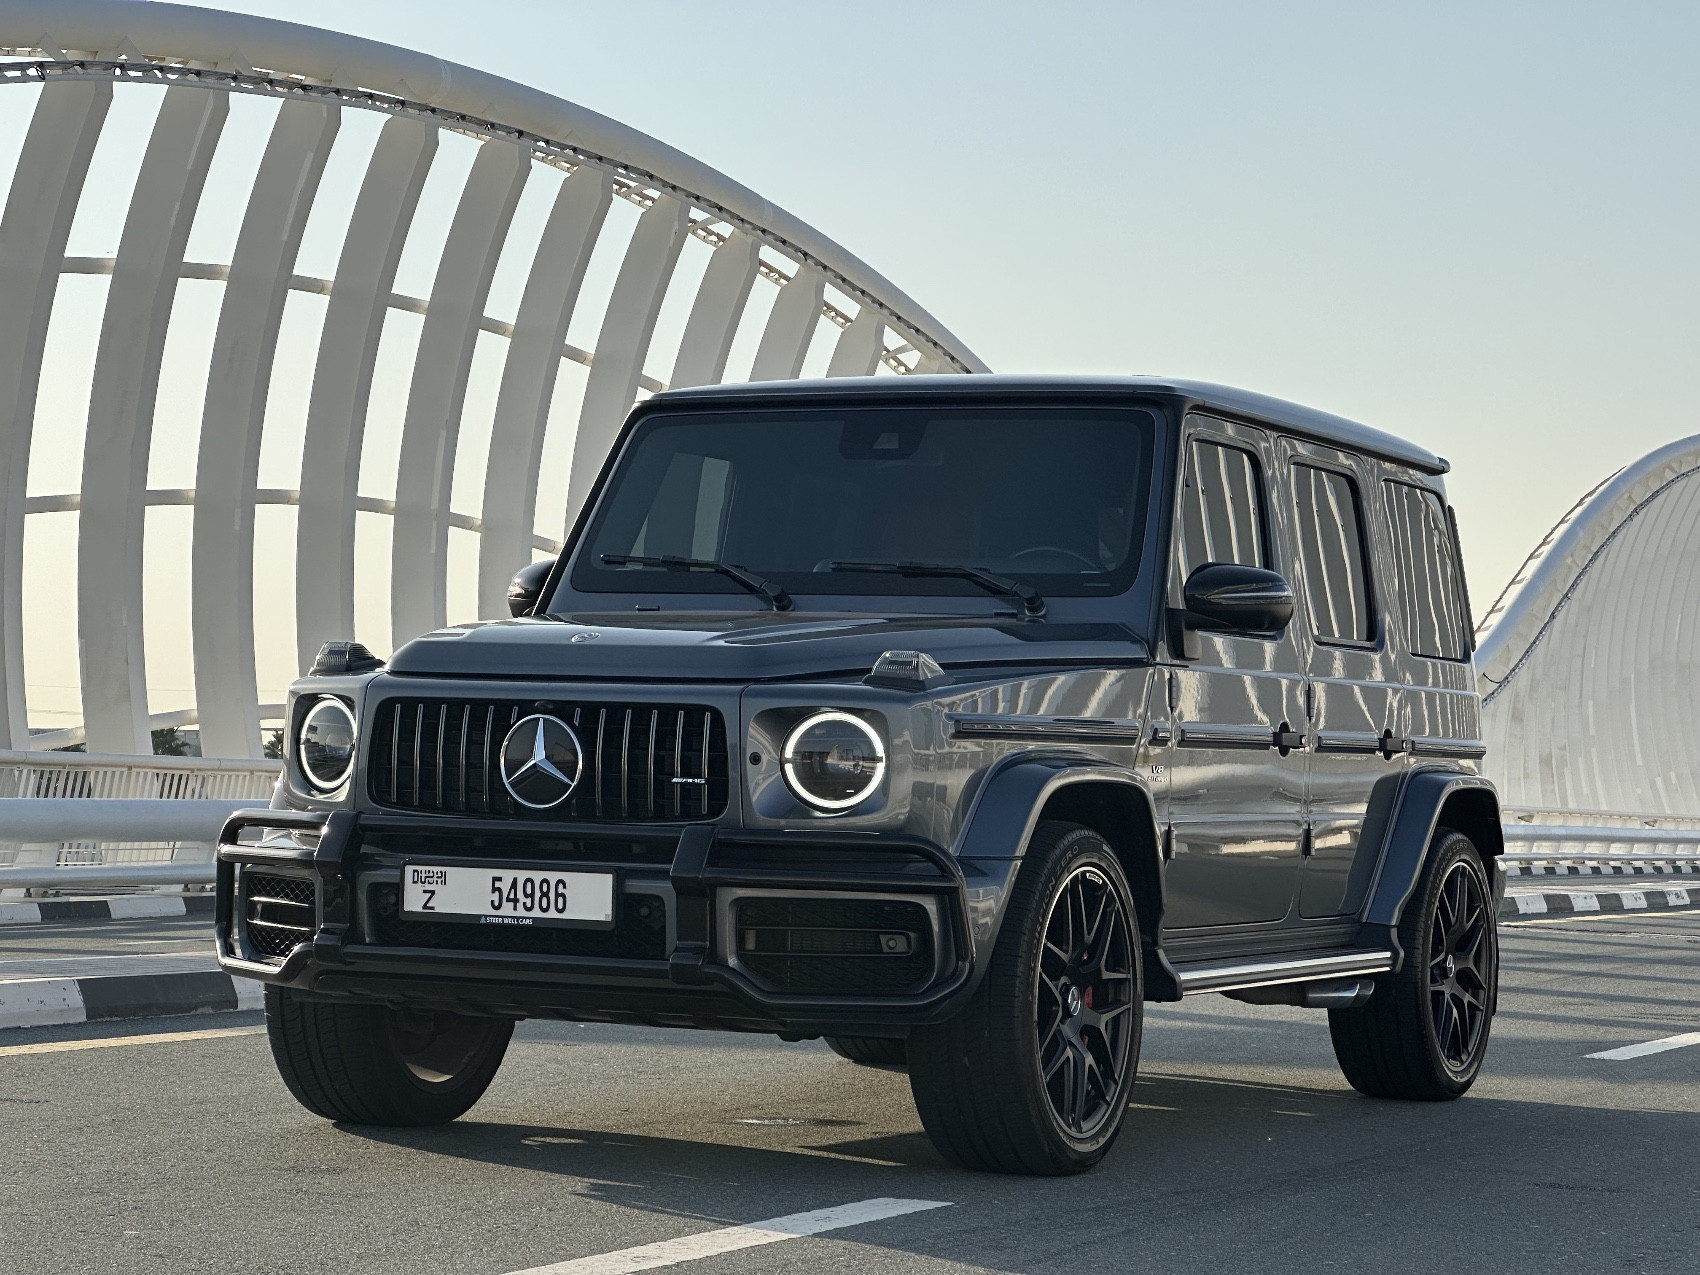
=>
[1378,729,1412,761]
[1273,724,1306,754]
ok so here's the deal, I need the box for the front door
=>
[1162,416,1308,930]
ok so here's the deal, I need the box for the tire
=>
[826,1035,907,1066]
[908,821,1143,1175]
[1329,829,1498,1100]
[265,985,514,1125]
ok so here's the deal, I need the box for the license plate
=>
[401,864,614,928]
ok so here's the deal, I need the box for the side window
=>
[1180,439,1266,577]
[1385,481,1470,660]
[1292,463,1373,643]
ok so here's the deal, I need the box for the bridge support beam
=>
[192,100,339,760]
[563,195,690,533]
[294,115,436,674]
[0,79,110,751]
[476,167,612,619]
[77,86,226,755]
[390,139,529,645]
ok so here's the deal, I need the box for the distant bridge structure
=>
[0,0,984,762]
[1476,434,1700,819]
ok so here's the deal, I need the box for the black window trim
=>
[1383,477,1473,664]
[1288,455,1382,652]
[1445,502,1478,654]
[1175,422,1282,644]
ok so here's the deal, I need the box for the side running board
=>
[1173,949,1394,996]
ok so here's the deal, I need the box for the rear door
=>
[1281,441,1405,917]
[1382,476,1484,768]
[1162,416,1308,929]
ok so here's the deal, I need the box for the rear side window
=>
[1292,464,1373,643]
[1180,439,1266,576]
[1385,481,1470,660]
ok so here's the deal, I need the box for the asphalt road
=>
[0,911,211,963]
[2,910,1699,1274]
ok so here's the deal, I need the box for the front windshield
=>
[564,402,1156,608]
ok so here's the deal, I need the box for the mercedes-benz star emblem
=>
[499,714,583,809]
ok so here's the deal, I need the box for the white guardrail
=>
[2,778,1700,893]
[0,750,278,891]
[1499,806,1700,859]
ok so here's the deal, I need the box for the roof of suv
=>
[647,374,1448,476]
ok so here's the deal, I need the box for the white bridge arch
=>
[1476,435,1700,815]
[0,0,985,761]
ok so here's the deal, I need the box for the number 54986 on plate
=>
[402,864,614,927]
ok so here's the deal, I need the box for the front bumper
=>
[215,808,977,1034]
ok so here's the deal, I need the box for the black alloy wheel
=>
[1329,830,1498,1100]
[908,821,1144,1174]
[1428,855,1492,1073]
[1036,863,1138,1140]
[387,1009,507,1085]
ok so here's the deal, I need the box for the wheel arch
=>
[1436,785,1504,865]
[953,755,1178,1001]
[1360,768,1503,970]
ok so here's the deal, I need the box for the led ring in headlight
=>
[298,696,357,791]
[781,710,885,811]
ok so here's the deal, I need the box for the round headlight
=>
[298,697,357,791]
[781,711,885,811]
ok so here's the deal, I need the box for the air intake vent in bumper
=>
[733,897,935,996]
[241,871,315,962]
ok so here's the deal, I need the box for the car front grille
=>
[241,870,315,962]
[733,897,935,996]
[366,883,668,960]
[368,699,728,821]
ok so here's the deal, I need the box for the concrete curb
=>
[1505,861,1700,878]
[0,969,261,1030]
[0,894,214,926]
[1501,885,1693,918]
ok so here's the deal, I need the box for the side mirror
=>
[507,557,557,617]
[1170,563,1295,657]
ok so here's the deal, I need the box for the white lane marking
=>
[0,1026,263,1057]
[505,1197,952,1274]
[1503,908,1700,927]
[0,977,84,1029]
[1587,1032,1700,1061]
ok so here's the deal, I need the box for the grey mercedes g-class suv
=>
[218,375,1502,1175]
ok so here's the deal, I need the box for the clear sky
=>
[11,1,1700,727]
[192,0,1698,605]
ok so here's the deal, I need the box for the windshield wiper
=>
[827,560,1046,619]
[601,554,794,612]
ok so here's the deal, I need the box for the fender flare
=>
[951,753,1176,1000]
[1359,768,1503,969]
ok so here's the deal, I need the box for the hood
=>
[385,612,1151,683]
